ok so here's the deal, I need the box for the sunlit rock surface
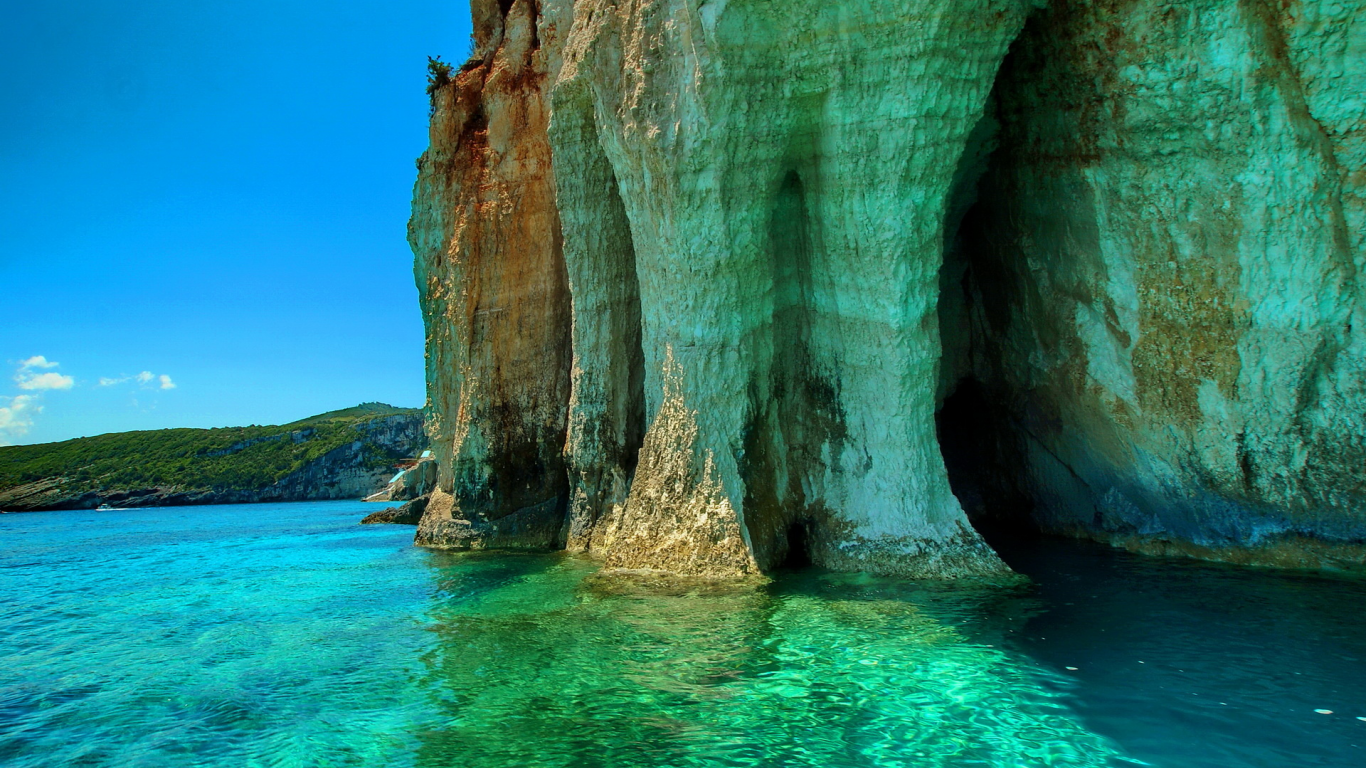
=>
[410,0,573,545]
[545,0,1039,579]
[938,0,1366,569]
[413,0,1366,575]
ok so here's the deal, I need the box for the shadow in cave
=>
[932,33,1046,554]
[744,161,849,574]
[777,521,814,571]
[936,379,1041,551]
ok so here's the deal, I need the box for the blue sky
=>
[0,1,471,445]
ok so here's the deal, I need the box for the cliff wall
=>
[413,0,1366,576]
[938,0,1366,569]
[410,0,574,550]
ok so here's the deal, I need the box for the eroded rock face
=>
[547,0,1048,578]
[940,0,1366,569]
[411,0,573,546]
[414,0,1366,576]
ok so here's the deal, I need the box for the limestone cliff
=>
[938,0,1366,570]
[410,0,573,551]
[413,0,1366,576]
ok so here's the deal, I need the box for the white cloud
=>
[14,358,74,391]
[98,370,178,391]
[15,371,75,391]
[19,356,58,370]
[3,357,77,442]
[0,395,42,446]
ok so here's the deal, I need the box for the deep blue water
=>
[1,500,1363,767]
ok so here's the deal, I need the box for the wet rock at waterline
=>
[414,489,566,550]
[361,497,428,526]
[411,0,1366,577]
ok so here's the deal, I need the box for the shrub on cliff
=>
[426,56,453,98]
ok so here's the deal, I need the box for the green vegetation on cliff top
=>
[0,403,422,495]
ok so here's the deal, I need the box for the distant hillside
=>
[286,402,416,425]
[0,403,428,512]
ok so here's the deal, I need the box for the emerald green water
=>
[2,501,1363,767]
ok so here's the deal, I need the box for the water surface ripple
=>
[1,502,1362,767]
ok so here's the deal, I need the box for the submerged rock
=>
[411,0,1366,576]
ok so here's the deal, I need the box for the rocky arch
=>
[412,0,1366,577]
[934,0,1366,570]
[540,0,1035,578]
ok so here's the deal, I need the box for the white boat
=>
[96,504,114,511]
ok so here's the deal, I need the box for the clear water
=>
[1,502,1363,767]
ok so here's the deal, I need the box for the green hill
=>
[0,403,427,511]
[286,401,416,426]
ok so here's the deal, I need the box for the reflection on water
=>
[2,501,1364,767]
[414,555,1126,767]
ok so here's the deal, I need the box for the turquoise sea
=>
[2,500,1364,767]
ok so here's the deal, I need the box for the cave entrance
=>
[932,34,1042,549]
[935,378,1036,545]
[742,162,848,573]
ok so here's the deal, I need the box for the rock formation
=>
[362,495,429,525]
[412,0,1366,576]
[938,0,1366,570]
[369,455,439,503]
[410,0,573,551]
